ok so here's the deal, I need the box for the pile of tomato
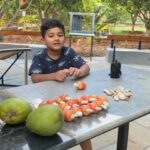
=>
[39,94,109,122]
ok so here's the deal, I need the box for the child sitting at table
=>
[29,19,90,83]
[29,19,92,150]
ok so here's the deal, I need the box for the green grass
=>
[110,23,146,35]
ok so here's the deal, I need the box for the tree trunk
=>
[139,11,150,36]
[19,0,27,7]
[0,0,10,18]
[6,7,21,27]
[131,21,135,33]
[131,12,138,33]
[145,20,150,36]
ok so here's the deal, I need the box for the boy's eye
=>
[48,35,54,37]
[58,34,64,37]
[47,34,64,38]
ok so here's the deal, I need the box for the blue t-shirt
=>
[29,47,86,75]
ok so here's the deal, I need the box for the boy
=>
[29,19,92,150]
[29,19,90,83]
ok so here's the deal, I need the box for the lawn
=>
[110,23,146,35]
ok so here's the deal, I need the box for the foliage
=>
[82,0,95,12]
[82,0,110,33]
[1,0,149,34]
[106,8,130,24]
[17,15,38,24]
[0,19,7,27]
[137,0,150,34]
[16,15,39,30]
[110,23,146,35]
[102,0,150,33]
[27,0,83,27]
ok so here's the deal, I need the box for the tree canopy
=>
[0,0,149,34]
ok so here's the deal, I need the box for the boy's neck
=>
[47,49,61,60]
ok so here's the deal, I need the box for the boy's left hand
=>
[69,67,82,78]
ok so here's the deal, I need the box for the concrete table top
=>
[0,65,150,150]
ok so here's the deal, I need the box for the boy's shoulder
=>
[62,46,76,55]
[63,46,71,51]
[34,48,47,58]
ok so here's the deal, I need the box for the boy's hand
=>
[69,67,82,78]
[54,69,69,81]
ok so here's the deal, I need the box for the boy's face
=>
[43,27,65,51]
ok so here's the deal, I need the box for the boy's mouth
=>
[53,43,61,45]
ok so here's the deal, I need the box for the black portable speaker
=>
[109,46,121,78]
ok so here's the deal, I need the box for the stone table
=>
[0,65,150,150]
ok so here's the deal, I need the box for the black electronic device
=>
[109,46,121,78]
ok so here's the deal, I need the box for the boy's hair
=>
[40,19,65,38]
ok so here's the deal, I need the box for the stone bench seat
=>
[106,48,150,66]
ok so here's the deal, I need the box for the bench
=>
[106,48,150,66]
[107,35,150,50]
[0,43,31,86]
[0,30,40,36]
[106,35,150,65]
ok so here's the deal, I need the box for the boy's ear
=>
[40,37,46,44]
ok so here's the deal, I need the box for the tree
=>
[82,0,111,33]
[121,0,139,32]
[103,0,140,32]
[30,0,83,25]
[136,0,150,35]
[103,0,150,34]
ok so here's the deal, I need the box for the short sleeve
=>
[66,48,86,68]
[29,55,45,75]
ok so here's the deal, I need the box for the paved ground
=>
[0,56,150,150]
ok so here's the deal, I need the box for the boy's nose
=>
[55,36,59,40]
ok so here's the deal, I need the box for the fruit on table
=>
[38,94,109,122]
[88,102,101,113]
[74,81,86,90]
[103,86,132,101]
[58,103,68,110]
[26,105,64,136]
[0,97,32,125]
[80,105,93,116]
[71,106,82,118]
[63,109,75,122]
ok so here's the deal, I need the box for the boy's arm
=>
[31,73,56,83]
[79,63,90,77]
[69,64,90,78]
[31,69,69,83]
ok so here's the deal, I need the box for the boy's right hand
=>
[54,69,69,82]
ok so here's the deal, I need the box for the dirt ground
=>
[2,35,150,57]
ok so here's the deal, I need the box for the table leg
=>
[90,36,94,61]
[117,122,129,150]
[69,35,72,47]
[24,51,28,85]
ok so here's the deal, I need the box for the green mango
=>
[0,97,32,125]
[26,105,64,136]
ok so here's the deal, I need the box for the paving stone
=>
[99,144,116,150]
[128,121,150,150]
[135,114,150,128]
